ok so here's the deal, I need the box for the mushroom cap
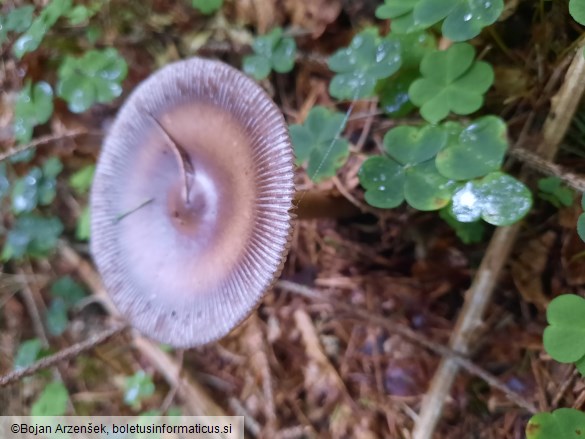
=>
[90,58,294,348]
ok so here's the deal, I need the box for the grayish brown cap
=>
[90,58,294,348]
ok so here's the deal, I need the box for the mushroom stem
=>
[149,114,195,204]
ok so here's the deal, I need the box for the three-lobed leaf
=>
[57,48,128,113]
[409,43,494,123]
[11,158,63,214]
[243,27,296,80]
[328,29,402,100]
[1,214,64,261]
[376,0,504,42]
[13,81,54,144]
[289,106,349,182]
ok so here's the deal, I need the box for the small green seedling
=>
[527,408,585,438]
[537,177,574,208]
[359,125,455,210]
[435,117,507,181]
[11,157,63,215]
[57,48,128,113]
[12,0,72,59]
[124,371,156,410]
[289,106,349,182]
[578,194,585,242]
[13,81,54,144]
[31,381,69,416]
[1,214,64,261]
[46,276,87,336]
[543,294,585,375]
[328,29,402,100]
[376,0,504,42]
[0,5,34,44]
[409,43,494,123]
[449,171,532,226]
[570,0,585,25]
[192,0,223,15]
[243,27,296,80]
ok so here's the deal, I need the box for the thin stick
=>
[412,43,585,439]
[509,147,585,192]
[0,323,128,387]
[0,130,92,162]
[276,280,538,414]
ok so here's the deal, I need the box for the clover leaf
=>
[0,5,34,44]
[289,106,349,182]
[376,0,504,42]
[543,294,585,375]
[31,381,69,416]
[13,81,54,144]
[527,408,585,439]
[439,207,485,244]
[570,0,585,26]
[449,171,532,226]
[14,339,43,370]
[57,48,127,113]
[435,116,508,180]
[192,0,223,15]
[360,124,455,210]
[124,371,155,410]
[328,29,402,100]
[11,157,63,214]
[243,27,296,80]
[409,43,494,123]
[12,0,72,59]
[2,214,64,261]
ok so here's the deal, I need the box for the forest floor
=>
[2,0,585,438]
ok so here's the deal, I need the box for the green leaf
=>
[537,177,574,208]
[578,213,585,243]
[14,338,43,370]
[13,81,54,144]
[2,214,64,261]
[543,294,585,365]
[12,0,72,59]
[289,106,349,182]
[358,156,405,208]
[31,381,69,416]
[76,206,91,241]
[3,5,35,35]
[50,276,87,308]
[404,160,455,210]
[57,48,127,113]
[192,0,223,15]
[376,0,504,42]
[409,43,494,123]
[11,158,62,214]
[527,409,585,439]
[450,172,532,226]
[439,207,485,244]
[69,165,96,194]
[377,70,418,118]
[243,27,296,80]
[570,0,585,26]
[124,371,155,409]
[328,29,402,100]
[435,116,508,180]
[383,125,447,165]
[0,163,10,202]
[46,298,69,336]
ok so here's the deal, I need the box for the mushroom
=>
[90,58,295,348]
